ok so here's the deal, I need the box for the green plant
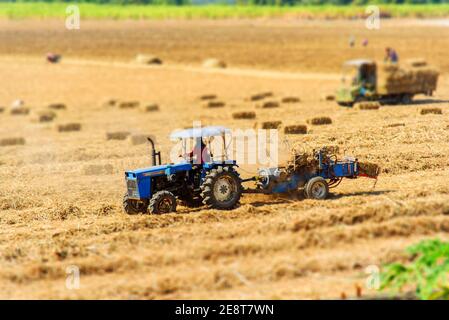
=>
[381,239,449,300]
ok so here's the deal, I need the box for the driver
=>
[186,138,211,164]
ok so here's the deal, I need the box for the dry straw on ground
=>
[307,117,332,125]
[232,112,256,120]
[284,125,307,134]
[106,131,131,141]
[262,121,282,129]
[0,137,26,147]
[82,164,114,175]
[57,123,81,132]
[420,107,442,115]
[129,134,150,145]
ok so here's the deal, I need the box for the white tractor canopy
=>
[170,126,231,139]
[170,126,232,162]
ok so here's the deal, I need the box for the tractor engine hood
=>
[126,162,192,179]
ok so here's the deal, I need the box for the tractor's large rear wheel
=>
[123,194,148,215]
[149,191,177,214]
[201,166,242,210]
[305,177,329,200]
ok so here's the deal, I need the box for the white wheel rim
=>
[213,176,236,202]
[311,181,326,198]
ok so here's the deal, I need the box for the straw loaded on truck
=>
[336,59,439,106]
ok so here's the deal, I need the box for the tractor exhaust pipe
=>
[147,137,161,166]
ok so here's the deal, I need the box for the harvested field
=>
[0,18,449,300]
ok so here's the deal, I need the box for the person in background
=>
[384,47,398,63]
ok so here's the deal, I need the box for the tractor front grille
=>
[127,179,139,198]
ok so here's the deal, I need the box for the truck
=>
[336,59,439,107]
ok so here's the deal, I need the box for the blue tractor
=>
[123,127,379,214]
[123,126,242,214]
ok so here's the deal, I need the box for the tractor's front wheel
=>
[201,166,242,210]
[149,191,177,214]
[305,177,329,200]
[123,194,148,215]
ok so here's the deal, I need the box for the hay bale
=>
[232,112,256,120]
[104,99,118,107]
[284,125,307,134]
[358,162,380,178]
[249,92,273,101]
[48,103,66,110]
[37,110,57,123]
[0,107,4,113]
[0,137,25,147]
[136,54,162,65]
[202,58,227,69]
[143,104,159,112]
[406,59,427,67]
[119,101,139,109]
[129,134,150,145]
[199,94,217,101]
[57,123,81,132]
[10,107,30,115]
[355,102,380,110]
[82,164,113,176]
[421,107,442,115]
[262,121,282,129]
[281,96,301,103]
[204,101,225,108]
[260,101,279,109]
[307,117,332,125]
[106,131,130,141]
[386,123,405,128]
[322,94,335,101]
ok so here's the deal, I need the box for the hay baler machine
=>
[242,147,379,200]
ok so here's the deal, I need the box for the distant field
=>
[1,3,449,20]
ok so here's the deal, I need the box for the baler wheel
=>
[305,177,329,200]
[123,194,148,215]
[149,191,177,214]
[201,166,242,210]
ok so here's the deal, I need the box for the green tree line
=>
[1,0,448,5]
